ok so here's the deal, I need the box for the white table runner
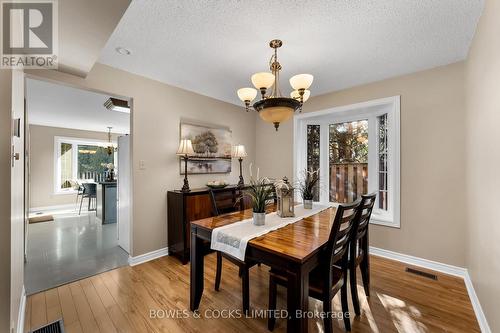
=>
[211,204,331,261]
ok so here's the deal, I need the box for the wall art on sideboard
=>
[180,121,232,174]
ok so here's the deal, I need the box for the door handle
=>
[11,145,19,167]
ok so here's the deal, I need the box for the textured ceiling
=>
[57,0,131,77]
[27,79,130,134]
[99,0,483,105]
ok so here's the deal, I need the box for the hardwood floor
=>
[24,253,480,333]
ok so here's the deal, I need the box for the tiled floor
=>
[25,209,129,295]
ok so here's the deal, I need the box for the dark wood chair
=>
[349,192,377,316]
[268,200,361,332]
[209,187,257,313]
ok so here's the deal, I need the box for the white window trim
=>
[293,96,400,228]
[54,136,117,195]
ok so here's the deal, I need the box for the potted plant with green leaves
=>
[241,165,275,225]
[297,169,320,209]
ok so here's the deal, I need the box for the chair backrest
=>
[82,183,97,196]
[325,200,361,271]
[353,192,377,242]
[209,187,243,216]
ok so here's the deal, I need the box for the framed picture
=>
[180,121,232,174]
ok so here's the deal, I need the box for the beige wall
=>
[0,69,24,333]
[28,125,120,209]
[26,65,256,257]
[10,69,25,333]
[465,0,499,330]
[0,69,13,333]
[256,62,467,267]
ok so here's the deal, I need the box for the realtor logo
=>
[1,0,58,68]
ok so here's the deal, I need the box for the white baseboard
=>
[370,246,491,333]
[128,247,169,266]
[370,246,467,277]
[463,271,492,333]
[17,285,26,333]
[29,203,75,213]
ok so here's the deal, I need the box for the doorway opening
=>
[24,77,132,294]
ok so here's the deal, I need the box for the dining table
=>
[190,204,338,333]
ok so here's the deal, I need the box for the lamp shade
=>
[289,74,314,90]
[290,89,311,102]
[176,139,195,156]
[259,106,295,124]
[232,144,247,158]
[251,72,275,89]
[237,87,257,102]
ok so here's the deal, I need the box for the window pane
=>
[60,143,73,189]
[378,113,389,210]
[306,125,320,201]
[329,120,368,203]
[77,145,113,181]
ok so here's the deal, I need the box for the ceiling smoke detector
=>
[115,47,131,55]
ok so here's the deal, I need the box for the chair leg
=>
[79,196,84,215]
[323,295,332,333]
[350,264,361,316]
[215,252,222,291]
[341,282,351,331]
[241,267,250,314]
[268,276,277,331]
[88,195,91,211]
[361,237,370,297]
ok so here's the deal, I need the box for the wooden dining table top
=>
[191,204,338,263]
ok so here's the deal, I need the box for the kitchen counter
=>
[96,181,117,224]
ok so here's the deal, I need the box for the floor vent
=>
[405,267,438,280]
[30,319,64,333]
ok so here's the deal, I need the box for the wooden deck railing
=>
[330,163,368,203]
[79,171,106,182]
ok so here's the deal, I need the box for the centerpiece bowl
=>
[206,181,228,189]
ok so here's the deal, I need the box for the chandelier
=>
[106,127,116,155]
[237,39,313,131]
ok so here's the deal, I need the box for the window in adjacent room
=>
[54,137,115,193]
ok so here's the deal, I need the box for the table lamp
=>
[232,144,247,187]
[177,139,195,192]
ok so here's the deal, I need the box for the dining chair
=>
[79,182,97,215]
[268,200,361,332]
[69,179,84,207]
[349,192,377,316]
[209,187,257,313]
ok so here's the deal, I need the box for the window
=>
[306,125,321,201]
[295,96,400,227]
[54,137,116,193]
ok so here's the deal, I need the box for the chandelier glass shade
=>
[237,40,313,131]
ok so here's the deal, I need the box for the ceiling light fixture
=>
[115,47,131,55]
[104,97,130,113]
[237,39,313,131]
[106,127,117,156]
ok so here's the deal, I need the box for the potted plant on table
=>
[297,169,320,209]
[241,165,275,226]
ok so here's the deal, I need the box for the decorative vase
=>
[107,169,115,181]
[303,199,313,209]
[253,212,266,226]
